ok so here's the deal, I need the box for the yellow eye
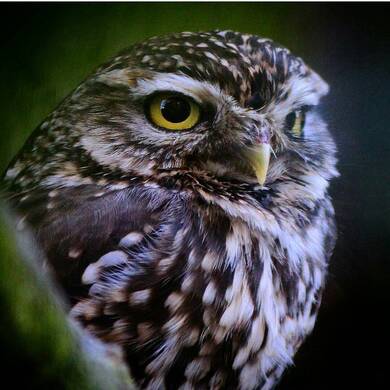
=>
[286,110,306,137]
[148,94,201,131]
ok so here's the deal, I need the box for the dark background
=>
[0,3,389,389]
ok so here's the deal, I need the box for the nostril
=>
[254,131,270,145]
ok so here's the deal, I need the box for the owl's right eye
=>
[285,108,308,137]
[146,93,201,131]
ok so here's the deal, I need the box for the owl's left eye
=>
[146,93,201,131]
[285,110,306,137]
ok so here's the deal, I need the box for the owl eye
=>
[285,110,306,137]
[147,93,201,131]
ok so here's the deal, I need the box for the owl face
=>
[7,31,337,196]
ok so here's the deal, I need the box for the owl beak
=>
[247,143,271,186]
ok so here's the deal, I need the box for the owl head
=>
[5,30,338,200]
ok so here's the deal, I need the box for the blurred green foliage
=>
[0,3,328,172]
[0,207,134,388]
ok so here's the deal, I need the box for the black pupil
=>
[160,97,191,123]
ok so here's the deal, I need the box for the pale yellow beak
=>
[247,143,271,186]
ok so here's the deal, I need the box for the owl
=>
[2,31,338,389]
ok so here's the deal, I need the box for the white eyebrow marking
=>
[133,72,223,104]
